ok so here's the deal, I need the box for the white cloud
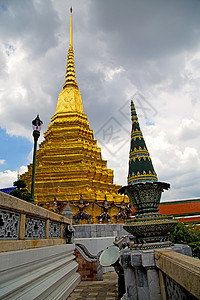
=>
[176,118,200,141]
[104,66,125,81]
[0,160,5,165]
[0,165,28,189]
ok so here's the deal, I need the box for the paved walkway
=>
[67,271,118,299]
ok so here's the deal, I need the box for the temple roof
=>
[128,101,158,184]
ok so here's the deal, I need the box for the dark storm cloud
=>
[67,0,200,135]
[80,0,200,92]
[0,0,60,58]
[90,0,200,59]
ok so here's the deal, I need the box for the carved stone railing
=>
[120,244,199,300]
[0,191,70,252]
[155,249,200,300]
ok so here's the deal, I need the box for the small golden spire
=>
[63,6,78,90]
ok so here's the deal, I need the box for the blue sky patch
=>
[146,121,155,126]
[1,2,7,11]
[0,128,32,171]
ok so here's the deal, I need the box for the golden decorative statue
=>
[113,199,133,223]
[72,195,92,224]
[95,196,114,223]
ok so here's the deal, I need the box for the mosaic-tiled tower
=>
[119,101,177,248]
[128,101,157,184]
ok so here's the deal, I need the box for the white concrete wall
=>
[0,244,81,300]
[74,224,127,238]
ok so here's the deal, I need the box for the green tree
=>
[13,179,26,190]
[169,222,200,258]
[9,179,31,202]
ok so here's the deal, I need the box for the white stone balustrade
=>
[0,191,70,252]
[0,192,81,299]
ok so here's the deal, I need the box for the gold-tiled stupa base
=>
[21,110,126,223]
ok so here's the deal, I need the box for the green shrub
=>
[9,180,31,202]
[169,222,200,258]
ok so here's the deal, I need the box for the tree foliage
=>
[169,222,200,258]
[13,179,26,190]
[9,179,31,202]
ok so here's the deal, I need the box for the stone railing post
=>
[120,250,138,299]
[46,219,50,239]
[131,252,150,300]
[141,251,161,300]
[61,223,63,238]
[19,213,26,240]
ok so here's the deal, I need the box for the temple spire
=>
[63,7,78,90]
[128,100,158,184]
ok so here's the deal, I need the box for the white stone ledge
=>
[0,191,69,224]
[0,238,67,253]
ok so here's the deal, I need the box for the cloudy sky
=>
[0,0,200,201]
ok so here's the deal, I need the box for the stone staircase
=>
[0,244,81,300]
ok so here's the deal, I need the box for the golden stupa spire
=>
[63,7,78,90]
[54,7,84,115]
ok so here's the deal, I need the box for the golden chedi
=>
[21,8,127,224]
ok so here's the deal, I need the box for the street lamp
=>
[30,114,43,204]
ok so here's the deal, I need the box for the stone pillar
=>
[120,250,138,300]
[63,203,73,227]
[141,251,161,300]
[63,203,74,243]
[120,249,161,300]
[131,252,150,300]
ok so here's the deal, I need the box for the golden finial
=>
[63,6,78,90]
[69,6,73,47]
